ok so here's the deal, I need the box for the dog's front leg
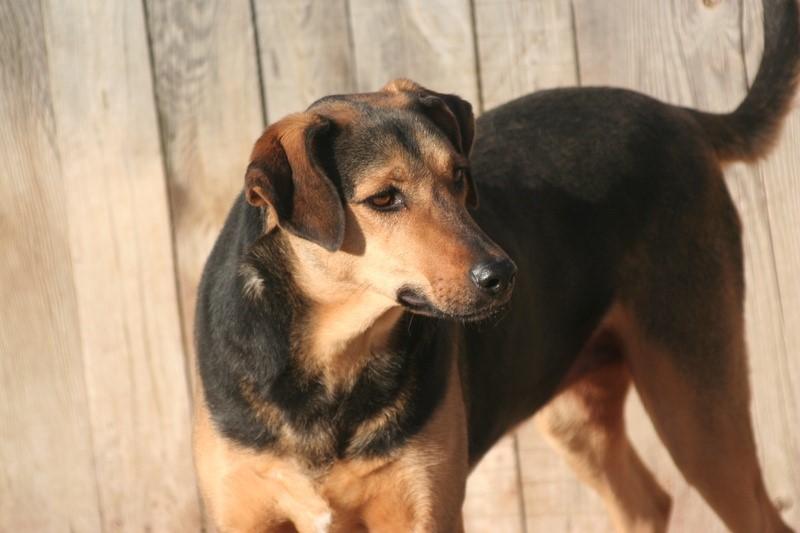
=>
[204,466,332,533]
[358,481,466,533]
[359,358,469,533]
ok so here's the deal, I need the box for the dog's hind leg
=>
[611,172,793,531]
[613,298,793,533]
[534,350,672,533]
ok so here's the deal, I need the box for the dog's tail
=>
[690,0,800,162]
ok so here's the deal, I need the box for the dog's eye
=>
[454,168,467,188]
[366,188,403,211]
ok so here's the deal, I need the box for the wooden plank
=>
[144,0,264,395]
[463,436,526,533]
[742,0,800,527]
[573,0,799,530]
[516,421,612,532]
[253,0,356,120]
[0,3,104,530]
[473,0,577,111]
[348,0,479,102]
[346,1,521,529]
[41,1,201,530]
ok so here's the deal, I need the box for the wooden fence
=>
[1,1,798,531]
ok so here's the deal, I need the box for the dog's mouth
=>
[396,287,433,312]
[396,286,510,324]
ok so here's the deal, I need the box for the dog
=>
[193,1,799,531]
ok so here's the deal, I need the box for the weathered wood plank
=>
[2,1,796,530]
[144,0,264,396]
[463,436,526,533]
[348,0,479,102]
[42,1,201,530]
[474,0,577,111]
[573,0,799,530]
[516,421,613,532]
[253,0,355,120]
[0,3,104,530]
[742,0,800,527]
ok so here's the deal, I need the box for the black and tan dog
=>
[194,1,799,531]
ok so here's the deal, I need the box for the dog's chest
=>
[237,318,451,467]
[234,446,427,532]
[194,340,469,531]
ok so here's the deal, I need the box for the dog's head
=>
[245,79,515,321]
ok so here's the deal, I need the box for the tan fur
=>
[194,351,468,533]
[300,299,404,390]
[249,113,319,170]
[382,78,423,94]
[536,300,793,533]
[614,303,792,533]
[535,308,671,533]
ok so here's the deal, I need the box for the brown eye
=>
[454,168,466,188]
[366,187,403,211]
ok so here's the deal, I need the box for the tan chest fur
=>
[193,356,469,533]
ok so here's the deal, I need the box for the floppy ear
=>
[383,79,478,208]
[245,113,345,252]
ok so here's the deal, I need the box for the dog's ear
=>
[383,79,478,208]
[245,113,345,252]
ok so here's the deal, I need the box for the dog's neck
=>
[246,230,407,391]
[284,239,403,390]
[298,285,406,390]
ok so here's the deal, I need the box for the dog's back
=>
[462,1,798,531]
[463,0,800,462]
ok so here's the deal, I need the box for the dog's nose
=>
[470,258,517,296]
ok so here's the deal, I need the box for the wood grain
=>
[463,436,526,533]
[144,0,264,396]
[742,0,800,527]
[348,0,479,102]
[516,421,614,533]
[1,1,799,531]
[42,1,201,530]
[0,3,104,530]
[573,0,800,530]
[474,0,577,111]
[253,0,356,120]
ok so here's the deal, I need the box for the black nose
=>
[469,257,517,296]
